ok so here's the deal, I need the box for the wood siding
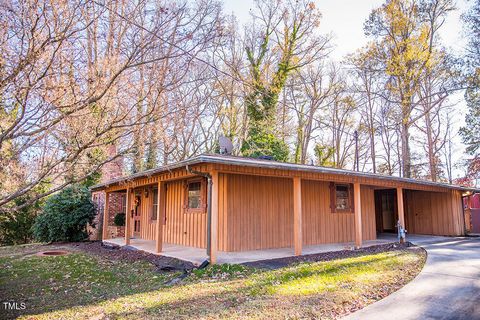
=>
[302,180,376,246]
[163,180,207,248]
[223,174,293,251]
[405,189,464,236]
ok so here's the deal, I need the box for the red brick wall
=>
[89,144,126,240]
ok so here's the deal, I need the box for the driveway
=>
[344,235,480,320]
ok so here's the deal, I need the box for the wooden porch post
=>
[210,171,219,264]
[102,191,110,240]
[354,183,362,249]
[397,187,405,243]
[156,181,166,253]
[124,188,131,245]
[293,176,302,256]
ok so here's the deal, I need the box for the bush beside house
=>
[33,185,96,242]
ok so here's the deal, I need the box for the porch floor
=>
[104,233,400,265]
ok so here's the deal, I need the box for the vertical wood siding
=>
[301,180,376,246]
[224,174,293,251]
[405,189,464,236]
[162,180,207,248]
[361,186,377,241]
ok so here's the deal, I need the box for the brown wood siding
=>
[302,180,376,246]
[162,180,207,248]
[361,186,377,241]
[225,174,293,251]
[405,189,464,236]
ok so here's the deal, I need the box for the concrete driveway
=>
[344,235,480,320]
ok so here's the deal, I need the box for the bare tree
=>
[0,0,223,210]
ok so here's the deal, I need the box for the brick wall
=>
[89,144,125,240]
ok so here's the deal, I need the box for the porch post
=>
[293,176,302,256]
[210,171,219,264]
[354,183,362,249]
[396,187,405,243]
[102,191,110,240]
[125,188,131,245]
[156,181,166,253]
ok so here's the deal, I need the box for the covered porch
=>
[103,234,399,265]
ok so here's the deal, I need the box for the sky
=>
[223,0,470,179]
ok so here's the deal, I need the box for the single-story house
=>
[91,154,478,264]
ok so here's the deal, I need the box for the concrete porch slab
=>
[103,234,400,265]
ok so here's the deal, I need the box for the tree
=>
[460,0,480,184]
[0,0,222,211]
[348,45,382,173]
[364,0,454,177]
[240,0,330,160]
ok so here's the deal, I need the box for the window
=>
[188,182,202,209]
[330,183,354,213]
[184,179,206,213]
[152,188,158,220]
[121,194,127,214]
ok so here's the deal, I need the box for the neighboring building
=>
[91,154,478,264]
[464,193,480,234]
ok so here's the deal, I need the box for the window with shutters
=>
[330,182,354,213]
[184,178,207,213]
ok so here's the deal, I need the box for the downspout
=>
[186,165,213,262]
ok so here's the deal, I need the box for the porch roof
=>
[91,153,479,193]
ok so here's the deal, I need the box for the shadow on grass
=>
[69,254,399,319]
[0,247,418,319]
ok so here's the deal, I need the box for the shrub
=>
[33,185,96,242]
[0,184,48,246]
[113,213,125,226]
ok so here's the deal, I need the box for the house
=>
[91,154,477,264]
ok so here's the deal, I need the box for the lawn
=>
[0,243,425,319]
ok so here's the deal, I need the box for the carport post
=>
[156,182,166,253]
[102,191,110,240]
[125,188,131,245]
[354,183,362,249]
[293,176,302,256]
[397,187,405,243]
[210,171,219,264]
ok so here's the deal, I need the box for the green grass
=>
[0,244,425,320]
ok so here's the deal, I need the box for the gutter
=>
[186,165,213,264]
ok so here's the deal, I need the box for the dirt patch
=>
[66,241,196,271]
[244,242,418,269]
[36,250,70,256]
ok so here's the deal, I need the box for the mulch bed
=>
[244,242,418,269]
[66,241,196,271]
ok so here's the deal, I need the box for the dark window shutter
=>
[329,182,336,213]
[349,184,355,211]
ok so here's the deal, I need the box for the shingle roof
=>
[91,153,479,193]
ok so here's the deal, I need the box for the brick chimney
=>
[101,144,124,182]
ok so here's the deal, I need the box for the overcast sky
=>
[223,0,468,60]
[223,0,470,178]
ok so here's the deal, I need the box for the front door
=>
[375,189,397,233]
[412,192,433,234]
[133,194,141,238]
